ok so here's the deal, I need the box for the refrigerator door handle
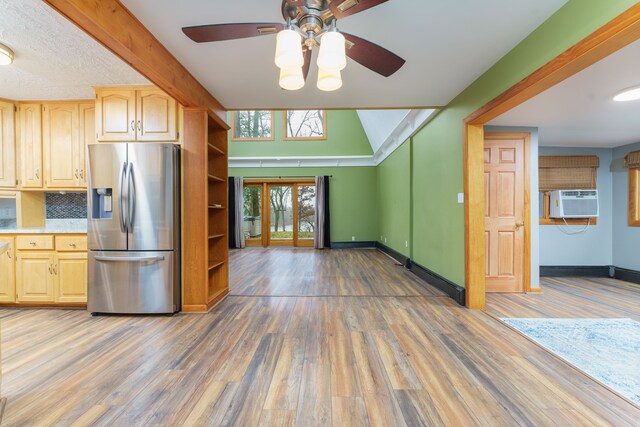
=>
[119,162,128,233]
[94,255,165,263]
[127,162,136,231]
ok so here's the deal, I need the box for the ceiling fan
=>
[182,0,405,91]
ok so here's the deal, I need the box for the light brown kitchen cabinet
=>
[16,251,56,302]
[0,237,15,303]
[0,100,16,188]
[96,87,178,142]
[79,103,95,186]
[19,104,43,188]
[55,252,87,303]
[43,103,87,189]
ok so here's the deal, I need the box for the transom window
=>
[284,110,326,140]
[231,110,274,141]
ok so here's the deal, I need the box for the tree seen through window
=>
[285,110,325,139]
[232,111,273,140]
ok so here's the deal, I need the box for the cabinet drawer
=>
[56,235,88,252]
[16,235,54,250]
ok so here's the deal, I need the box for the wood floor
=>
[0,249,638,426]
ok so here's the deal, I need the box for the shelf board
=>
[208,174,225,182]
[208,205,225,209]
[208,233,225,239]
[208,260,225,271]
[207,143,225,155]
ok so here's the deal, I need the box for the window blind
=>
[538,155,599,191]
[626,150,640,169]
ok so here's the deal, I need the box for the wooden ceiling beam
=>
[43,0,228,128]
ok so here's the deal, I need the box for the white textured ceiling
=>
[121,0,567,110]
[0,0,147,101]
[489,39,640,148]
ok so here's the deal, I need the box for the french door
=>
[243,180,316,247]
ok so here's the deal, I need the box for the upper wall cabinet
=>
[96,87,178,142]
[43,103,85,189]
[79,103,95,187]
[0,101,16,188]
[19,104,43,188]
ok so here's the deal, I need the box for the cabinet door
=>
[16,251,55,302]
[43,104,80,188]
[19,104,43,188]
[79,103,95,187]
[96,89,136,141]
[0,237,15,302]
[136,89,177,141]
[56,252,87,303]
[0,101,16,188]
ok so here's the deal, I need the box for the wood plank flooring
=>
[487,276,640,320]
[1,249,638,426]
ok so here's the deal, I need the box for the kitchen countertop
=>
[0,219,87,234]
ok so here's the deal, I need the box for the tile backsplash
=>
[46,192,87,219]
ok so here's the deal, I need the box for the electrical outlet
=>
[384,237,387,243]
[457,193,464,204]
[351,236,355,241]
[405,241,408,248]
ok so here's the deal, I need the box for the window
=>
[538,155,599,225]
[627,150,640,226]
[231,111,274,140]
[284,110,326,140]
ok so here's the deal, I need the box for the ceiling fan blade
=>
[329,0,389,19]
[302,47,312,81]
[342,33,405,77]
[182,22,284,43]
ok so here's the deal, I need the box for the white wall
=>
[485,126,540,288]
[538,147,613,266]
[612,142,640,271]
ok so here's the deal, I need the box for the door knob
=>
[515,221,525,230]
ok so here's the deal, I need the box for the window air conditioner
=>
[549,190,599,218]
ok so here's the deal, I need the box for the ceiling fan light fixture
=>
[613,85,640,102]
[275,29,303,69]
[279,66,305,91]
[0,43,14,65]
[317,31,346,71]
[317,68,342,92]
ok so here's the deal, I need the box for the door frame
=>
[243,179,316,247]
[484,132,531,294]
[463,4,640,309]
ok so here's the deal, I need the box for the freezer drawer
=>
[88,250,178,314]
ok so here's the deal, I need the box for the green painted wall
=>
[230,167,378,243]
[378,0,638,287]
[376,141,411,257]
[228,110,373,157]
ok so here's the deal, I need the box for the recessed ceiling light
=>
[0,43,14,65]
[613,85,640,102]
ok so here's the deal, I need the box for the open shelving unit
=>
[182,107,229,312]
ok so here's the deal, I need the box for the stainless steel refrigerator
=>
[87,143,180,314]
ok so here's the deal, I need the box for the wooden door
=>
[43,104,80,188]
[19,104,43,188]
[79,103,95,187]
[55,252,87,303]
[0,237,15,302]
[96,89,136,141]
[136,89,177,141]
[484,136,525,292]
[0,100,16,188]
[16,251,55,302]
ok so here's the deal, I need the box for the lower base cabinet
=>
[0,237,15,302]
[16,252,56,302]
[56,252,88,303]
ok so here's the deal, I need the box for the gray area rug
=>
[501,318,640,405]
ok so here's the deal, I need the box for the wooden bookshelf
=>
[182,107,229,312]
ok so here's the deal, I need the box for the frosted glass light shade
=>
[279,66,305,91]
[275,29,303,69]
[317,68,342,92]
[613,86,640,102]
[0,44,14,65]
[317,31,346,71]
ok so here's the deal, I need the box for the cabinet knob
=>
[29,241,36,246]
[131,120,135,131]
[35,169,40,179]
[69,243,76,247]
[137,120,141,132]
[75,169,79,179]
[53,264,58,275]
[49,264,53,274]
